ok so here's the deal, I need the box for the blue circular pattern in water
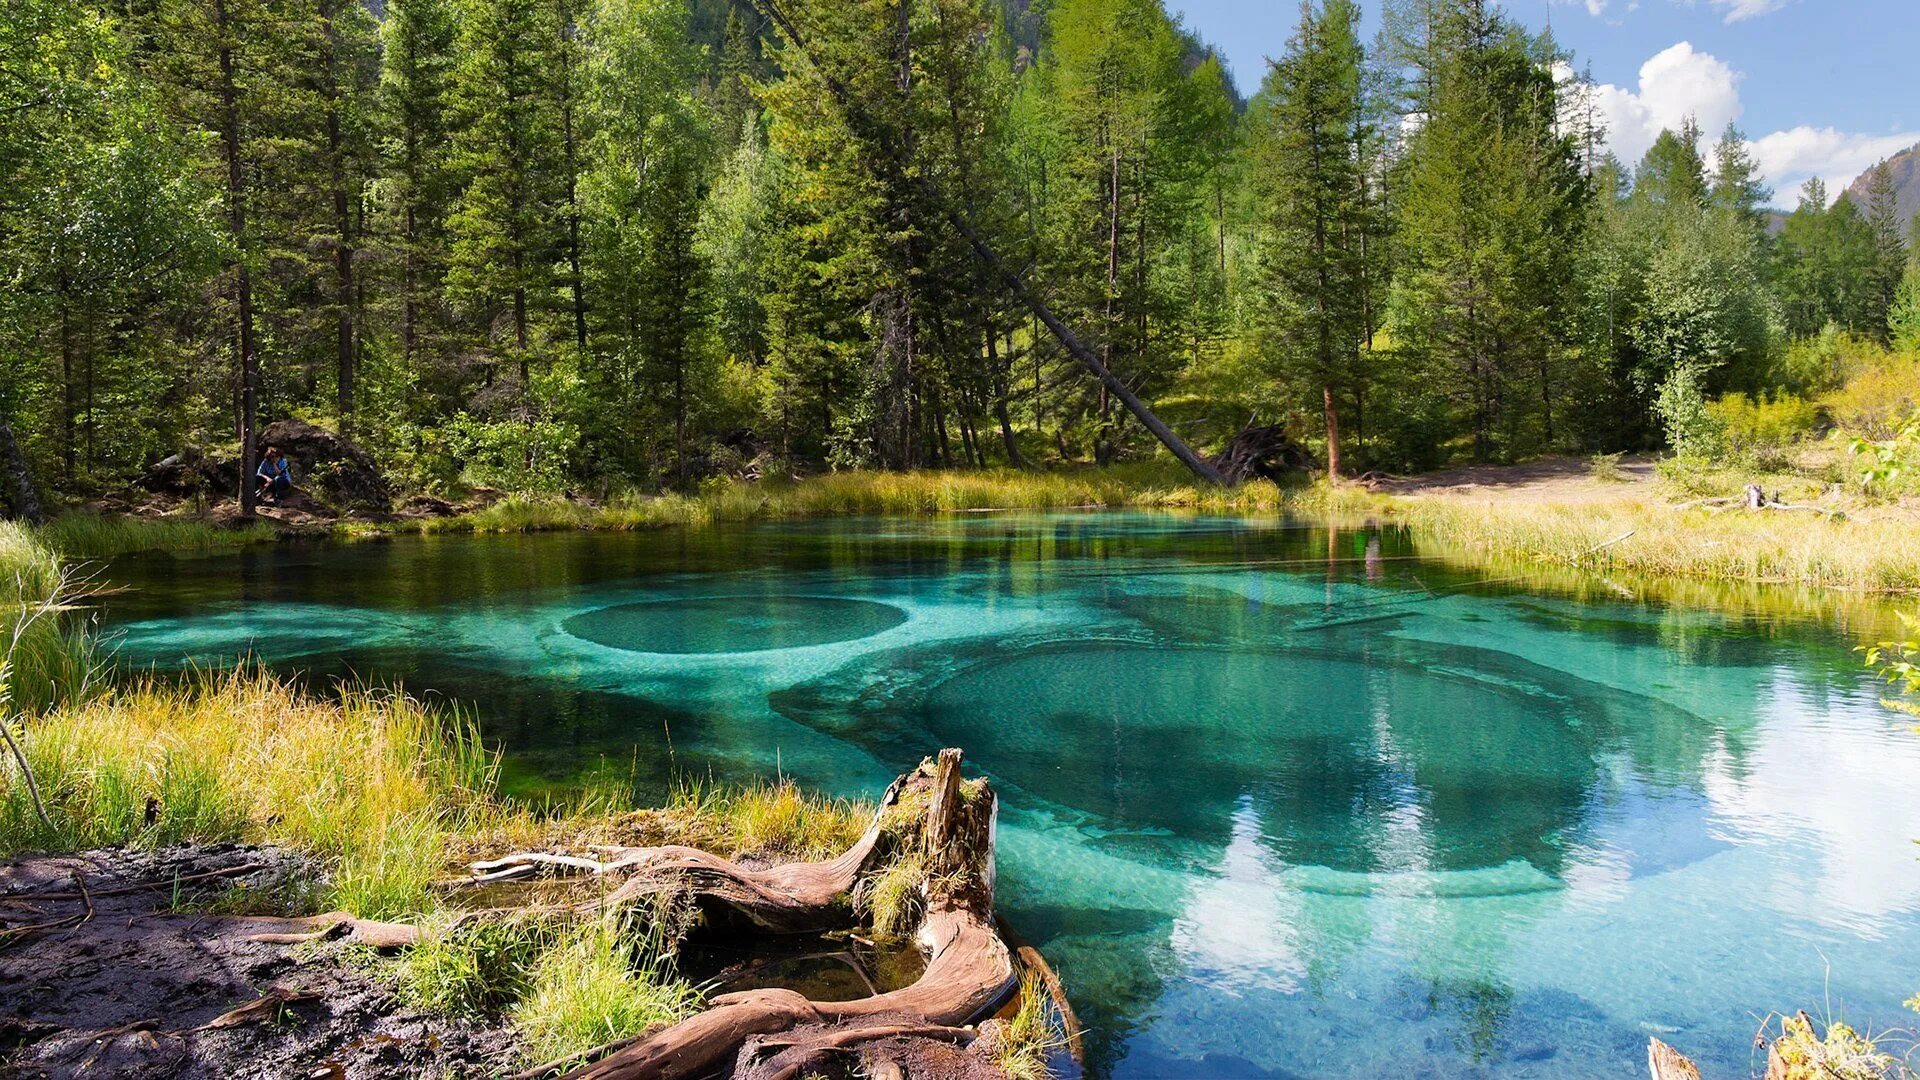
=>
[562,595,907,654]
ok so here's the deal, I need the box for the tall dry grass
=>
[371,467,1297,538]
[0,671,496,918]
[1377,492,1920,593]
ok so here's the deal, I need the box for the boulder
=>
[138,421,392,514]
[138,447,240,498]
[255,420,391,513]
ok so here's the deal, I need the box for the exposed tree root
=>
[460,773,907,934]
[539,749,1023,1080]
[240,909,426,948]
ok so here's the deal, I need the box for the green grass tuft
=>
[400,914,553,1020]
[993,974,1067,1080]
[37,513,278,559]
[510,906,703,1065]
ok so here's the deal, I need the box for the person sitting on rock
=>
[255,446,293,504]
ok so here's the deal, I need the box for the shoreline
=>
[30,461,1920,597]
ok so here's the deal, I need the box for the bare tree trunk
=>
[1323,385,1341,480]
[0,421,45,525]
[322,0,356,439]
[58,288,74,484]
[559,0,587,351]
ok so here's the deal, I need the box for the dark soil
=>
[0,845,512,1080]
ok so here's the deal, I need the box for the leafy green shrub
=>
[1588,453,1628,483]
[1777,327,1888,396]
[1655,367,1726,461]
[1848,410,1920,494]
[442,414,581,495]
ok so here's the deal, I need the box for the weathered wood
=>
[742,1022,974,1080]
[924,747,964,872]
[1647,1037,1702,1080]
[998,914,1085,1064]
[462,774,906,935]
[240,910,424,949]
[557,751,1019,1080]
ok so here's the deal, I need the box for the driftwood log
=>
[1647,1037,1702,1080]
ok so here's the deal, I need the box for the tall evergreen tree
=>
[1386,0,1588,460]
[377,0,459,388]
[1248,0,1379,478]
[1863,160,1908,341]
[447,0,567,388]
[580,0,712,483]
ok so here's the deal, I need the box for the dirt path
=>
[1366,454,1660,503]
[0,845,510,1080]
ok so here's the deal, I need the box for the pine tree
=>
[1387,0,1588,460]
[447,0,567,388]
[580,0,712,483]
[378,0,459,385]
[1863,161,1907,341]
[1636,120,1707,210]
[1249,0,1377,478]
[1777,180,1880,337]
[314,0,383,436]
[1889,259,1920,353]
[1709,122,1771,242]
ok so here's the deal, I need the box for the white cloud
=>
[1587,41,1920,204]
[1550,0,1612,18]
[1750,127,1920,204]
[1709,0,1792,23]
[1590,42,1742,168]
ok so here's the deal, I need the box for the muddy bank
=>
[0,844,511,1080]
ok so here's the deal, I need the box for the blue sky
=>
[1170,0,1918,204]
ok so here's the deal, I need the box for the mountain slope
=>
[1845,142,1920,227]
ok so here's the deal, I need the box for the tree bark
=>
[0,421,46,525]
[550,749,1017,1080]
[321,0,357,439]
[1646,1038,1701,1080]
[1323,384,1341,480]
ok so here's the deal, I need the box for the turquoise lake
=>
[97,513,1920,1078]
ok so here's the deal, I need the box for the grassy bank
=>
[28,456,1920,596]
[37,512,279,559]
[1337,483,1920,593]
[348,466,1293,539]
[0,664,884,1063]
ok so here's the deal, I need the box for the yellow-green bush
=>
[1820,353,1920,439]
[1705,393,1820,457]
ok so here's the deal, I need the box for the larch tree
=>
[1248,0,1378,479]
